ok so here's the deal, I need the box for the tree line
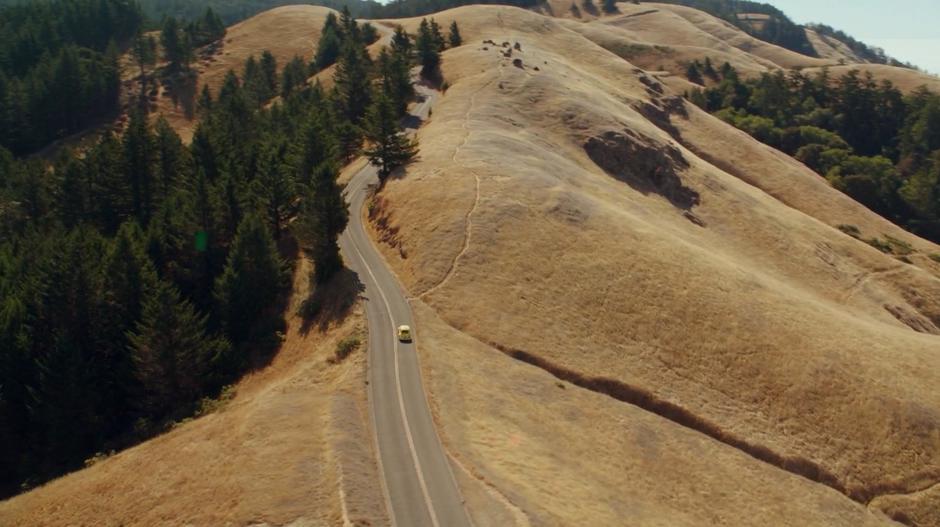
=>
[135,0,535,26]
[0,9,440,497]
[688,63,940,243]
[0,0,143,155]
[652,0,817,58]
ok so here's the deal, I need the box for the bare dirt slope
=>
[371,5,940,525]
[0,260,387,527]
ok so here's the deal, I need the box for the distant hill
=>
[652,0,816,56]
[807,23,914,68]
[135,0,543,23]
[135,0,375,25]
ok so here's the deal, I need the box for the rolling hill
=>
[3,2,940,526]
[368,5,940,525]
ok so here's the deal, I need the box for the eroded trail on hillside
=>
[418,69,503,300]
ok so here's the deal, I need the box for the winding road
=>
[338,83,472,527]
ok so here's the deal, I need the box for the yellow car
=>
[397,325,412,342]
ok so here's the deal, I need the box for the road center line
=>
[347,217,441,527]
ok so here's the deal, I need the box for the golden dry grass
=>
[368,5,940,524]
[413,301,897,526]
[541,1,940,94]
[12,2,940,525]
[0,259,386,527]
[804,27,863,63]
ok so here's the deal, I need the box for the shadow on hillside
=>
[584,128,699,211]
[299,267,365,334]
[384,162,416,183]
[402,113,425,130]
[161,68,198,119]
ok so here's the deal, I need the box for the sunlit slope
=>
[372,5,940,525]
[805,27,864,63]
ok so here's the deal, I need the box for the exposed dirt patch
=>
[584,128,699,210]
[884,304,940,335]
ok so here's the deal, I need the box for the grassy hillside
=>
[366,5,940,525]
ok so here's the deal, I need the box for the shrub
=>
[866,237,893,253]
[837,224,861,238]
[864,235,912,255]
[884,235,913,255]
[334,336,362,362]
[196,385,237,417]
[300,296,322,318]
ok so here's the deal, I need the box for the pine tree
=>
[260,50,278,98]
[429,19,445,51]
[197,83,213,116]
[361,22,379,45]
[315,13,343,70]
[123,110,156,225]
[281,55,309,97]
[416,19,441,79]
[99,221,158,429]
[29,228,109,469]
[190,123,218,182]
[295,162,348,284]
[256,139,295,239]
[190,7,225,46]
[292,112,348,284]
[242,55,268,105]
[686,61,704,85]
[391,26,412,59]
[448,21,462,48]
[161,17,192,71]
[87,132,130,233]
[153,117,186,206]
[131,32,157,101]
[364,91,419,181]
[379,48,415,117]
[339,6,359,43]
[334,39,372,124]
[214,213,285,346]
[129,280,228,418]
[57,154,89,229]
[702,57,717,80]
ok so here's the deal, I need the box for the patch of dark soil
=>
[884,304,940,335]
[624,8,659,18]
[638,74,664,94]
[584,128,699,210]
[634,95,687,139]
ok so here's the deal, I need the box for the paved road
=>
[338,84,472,527]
